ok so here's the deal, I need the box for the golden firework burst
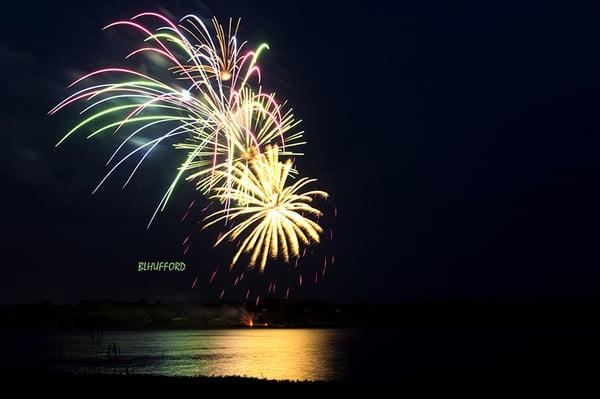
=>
[204,145,328,271]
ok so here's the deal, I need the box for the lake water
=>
[4,327,600,382]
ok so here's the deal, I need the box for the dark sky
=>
[3,1,600,303]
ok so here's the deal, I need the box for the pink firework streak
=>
[209,266,219,285]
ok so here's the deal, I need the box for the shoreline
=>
[2,370,328,385]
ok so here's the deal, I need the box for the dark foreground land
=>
[2,371,324,386]
[4,299,600,328]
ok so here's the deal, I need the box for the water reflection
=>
[37,329,346,381]
[9,327,600,382]
[188,329,339,380]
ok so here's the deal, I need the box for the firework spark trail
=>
[209,266,219,284]
[181,209,191,222]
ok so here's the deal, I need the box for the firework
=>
[204,145,328,271]
[50,13,303,225]
[174,17,241,81]
[52,12,333,291]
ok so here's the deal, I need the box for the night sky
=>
[3,1,600,303]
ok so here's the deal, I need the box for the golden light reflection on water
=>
[187,329,339,381]
[47,329,344,381]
